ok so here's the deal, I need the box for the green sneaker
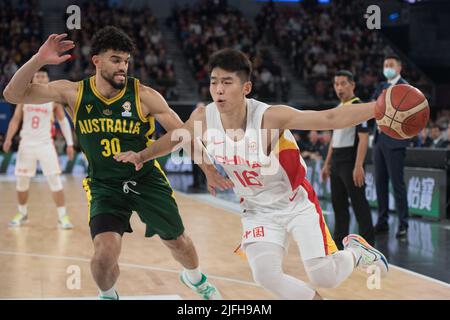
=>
[9,213,27,227]
[99,290,119,300]
[180,271,222,300]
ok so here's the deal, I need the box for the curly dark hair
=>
[208,48,252,83]
[90,26,136,56]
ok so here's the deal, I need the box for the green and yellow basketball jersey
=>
[73,76,155,181]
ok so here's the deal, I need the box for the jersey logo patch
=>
[121,101,132,117]
[103,109,113,116]
[85,104,93,114]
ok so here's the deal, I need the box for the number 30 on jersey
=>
[101,138,121,157]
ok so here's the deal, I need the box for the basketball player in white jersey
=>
[115,49,390,299]
[3,68,75,229]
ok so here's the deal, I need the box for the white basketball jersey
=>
[205,98,318,215]
[20,102,54,146]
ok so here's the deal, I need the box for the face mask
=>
[383,67,397,80]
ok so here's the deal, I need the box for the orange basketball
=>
[375,84,429,140]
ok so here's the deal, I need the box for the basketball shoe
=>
[180,270,222,300]
[9,213,28,227]
[343,234,389,277]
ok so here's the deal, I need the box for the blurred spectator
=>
[0,0,43,98]
[65,2,177,99]
[255,1,433,103]
[319,130,332,160]
[410,128,432,147]
[171,0,287,102]
[54,130,66,155]
[429,124,447,148]
[301,130,323,160]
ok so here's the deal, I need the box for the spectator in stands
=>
[64,3,176,99]
[411,128,432,147]
[301,130,323,161]
[171,0,286,102]
[319,130,332,160]
[0,0,43,97]
[429,124,448,149]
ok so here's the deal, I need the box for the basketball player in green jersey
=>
[3,26,232,300]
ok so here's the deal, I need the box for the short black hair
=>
[90,26,135,56]
[384,54,402,64]
[430,123,442,130]
[37,67,49,74]
[208,48,252,82]
[334,70,354,83]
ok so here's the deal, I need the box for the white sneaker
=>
[180,270,222,300]
[58,215,74,230]
[343,234,389,277]
[99,290,119,300]
[9,213,27,227]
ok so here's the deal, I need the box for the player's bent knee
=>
[162,234,189,251]
[46,174,63,192]
[304,256,340,288]
[16,176,31,192]
[251,266,282,289]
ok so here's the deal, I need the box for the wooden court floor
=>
[0,176,449,300]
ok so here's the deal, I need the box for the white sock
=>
[345,247,361,268]
[18,204,27,216]
[184,267,203,285]
[99,286,118,299]
[57,207,67,220]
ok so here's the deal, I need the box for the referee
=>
[321,70,375,248]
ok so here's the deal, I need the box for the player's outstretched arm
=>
[3,34,76,105]
[265,101,376,131]
[114,106,200,170]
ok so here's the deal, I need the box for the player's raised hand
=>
[114,151,144,171]
[35,34,75,65]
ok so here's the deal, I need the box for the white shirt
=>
[20,102,54,146]
[388,74,401,85]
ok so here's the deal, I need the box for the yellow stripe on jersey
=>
[134,78,148,123]
[154,160,176,199]
[89,76,127,105]
[72,80,84,127]
[324,224,339,255]
[274,131,298,153]
[82,177,92,222]
[144,116,156,146]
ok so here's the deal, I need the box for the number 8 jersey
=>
[205,98,315,215]
[20,102,54,146]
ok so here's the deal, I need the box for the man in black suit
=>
[429,124,448,148]
[371,54,410,239]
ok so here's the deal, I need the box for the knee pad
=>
[46,174,63,192]
[304,251,354,288]
[304,256,340,288]
[246,243,284,288]
[16,176,31,192]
